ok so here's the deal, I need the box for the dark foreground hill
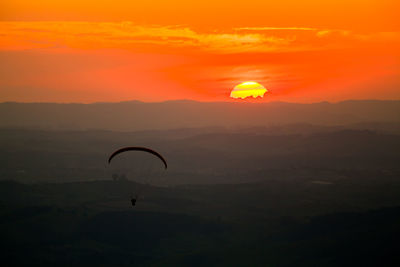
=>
[1,180,400,266]
[1,100,399,131]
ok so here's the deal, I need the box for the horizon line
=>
[1,99,399,105]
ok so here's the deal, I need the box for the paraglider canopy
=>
[108,146,167,169]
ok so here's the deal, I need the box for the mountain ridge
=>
[1,100,399,131]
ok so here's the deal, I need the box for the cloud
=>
[0,22,399,54]
[235,27,317,31]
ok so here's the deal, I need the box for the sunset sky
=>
[1,0,399,103]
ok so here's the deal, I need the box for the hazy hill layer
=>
[1,127,399,184]
[1,100,399,131]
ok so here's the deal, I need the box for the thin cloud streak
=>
[235,27,318,31]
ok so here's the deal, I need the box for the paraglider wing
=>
[108,147,167,169]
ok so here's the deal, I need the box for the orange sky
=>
[0,0,399,103]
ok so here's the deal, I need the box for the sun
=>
[230,81,268,99]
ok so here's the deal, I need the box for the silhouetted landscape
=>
[1,100,400,266]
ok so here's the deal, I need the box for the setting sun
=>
[230,81,268,99]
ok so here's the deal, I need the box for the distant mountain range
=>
[0,100,399,131]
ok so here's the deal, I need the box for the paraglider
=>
[107,146,167,207]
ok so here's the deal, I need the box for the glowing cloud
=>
[230,81,268,99]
